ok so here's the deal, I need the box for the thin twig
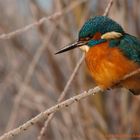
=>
[119,68,140,84]
[58,54,85,102]
[0,0,86,40]
[0,87,101,140]
[5,28,56,131]
[38,54,85,140]
[38,0,115,139]
[103,0,114,16]
[5,0,86,131]
[1,67,140,140]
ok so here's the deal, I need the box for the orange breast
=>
[85,42,139,89]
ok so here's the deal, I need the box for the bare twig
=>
[5,0,86,131]
[58,54,85,102]
[5,28,56,131]
[103,0,114,16]
[119,68,140,84]
[0,87,101,140]
[38,54,85,140]
[1,67,140,140]
[37,0,115,139]
[0,0,86,40]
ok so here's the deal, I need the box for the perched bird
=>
[55,16,140,95]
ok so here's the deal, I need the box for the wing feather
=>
[119,34,140,63]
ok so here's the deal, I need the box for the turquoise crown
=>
[79,16,125,39]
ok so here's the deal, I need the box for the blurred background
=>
[0,0,140,140]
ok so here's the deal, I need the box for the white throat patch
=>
[79,45,89,52]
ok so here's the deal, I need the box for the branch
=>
[38,54,85,140]
[103,0,114,16]
[0,0,86,40]
[1,67,140,140]
[5,28,56,131]
[5,0,86,131]
[0,87,101,140]
[122,68,140,81]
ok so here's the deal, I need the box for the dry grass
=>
[0,0,140,140]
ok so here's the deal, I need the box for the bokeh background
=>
[0,0,140,140]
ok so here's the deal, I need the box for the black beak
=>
[55,41,87,55]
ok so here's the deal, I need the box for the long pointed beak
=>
[55,41,87,55]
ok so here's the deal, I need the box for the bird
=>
[55,16,140,95]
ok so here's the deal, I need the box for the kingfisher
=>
[55,16,140,95]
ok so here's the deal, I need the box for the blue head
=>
[55,16,125,54]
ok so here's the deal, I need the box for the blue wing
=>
[109,34,140,63]
[119,34,140,63]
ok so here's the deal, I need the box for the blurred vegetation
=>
[0,0,140,140]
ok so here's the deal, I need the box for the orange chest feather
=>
[85,42,139,88]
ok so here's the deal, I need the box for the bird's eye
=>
[85,35,93,41]
[79,35,93,41]
[89,34,93,38]
[85,37,90,41]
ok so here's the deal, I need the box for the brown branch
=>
[103,0,114,16]
[5,0,87,131]
[0,0,86,40]
[120,68,140,83]
[0,87,101,140]
[37,54,85,140]
[5,30,55,131]
[1,67,140,140]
